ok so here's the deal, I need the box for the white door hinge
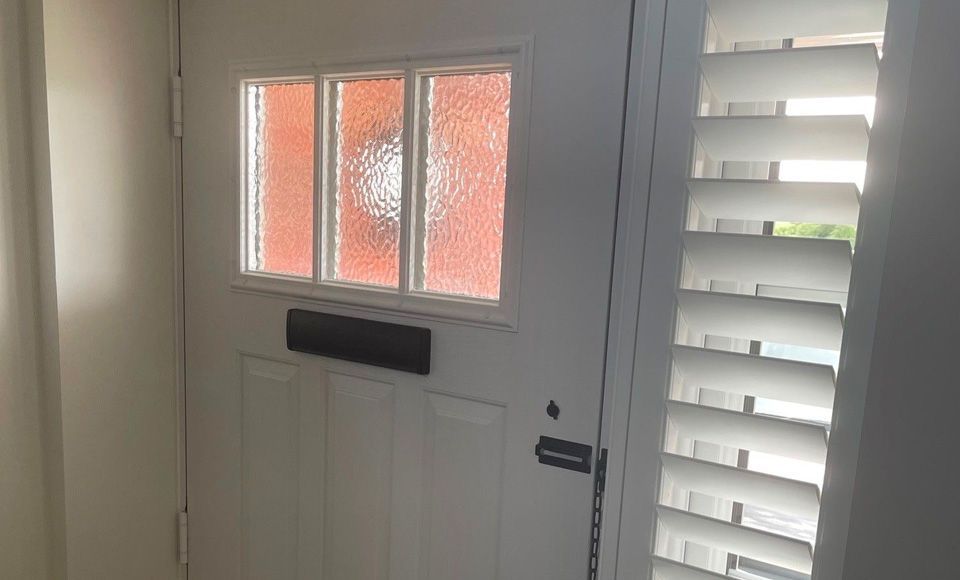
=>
[177,510,189,565]
[172,75,183,138]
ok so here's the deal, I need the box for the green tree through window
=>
[773,222,857,244]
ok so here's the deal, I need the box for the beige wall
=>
[0,0,50,577]
[27,0,180,577]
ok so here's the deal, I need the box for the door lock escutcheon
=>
[534,436,593,474]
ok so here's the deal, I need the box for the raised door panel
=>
[421,391,507,580]
[241,355,302,580]
[325,372,397,580]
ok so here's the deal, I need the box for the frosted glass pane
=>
[245,82,315,278]
[417,72,511,300]
[326,77,404,287]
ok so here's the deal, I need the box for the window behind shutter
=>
[650,1,889,578]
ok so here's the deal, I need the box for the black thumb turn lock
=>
[547,400,560,420]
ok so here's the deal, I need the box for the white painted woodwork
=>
[325,374,395,580]
[241,356,301,580]
[651,555,733,580]
[700,44,879,102]
[660,453,821,520]
[682,231,853,292]
[756,284,849,307]
[705,0,888,42]
[687,179,861,225]
[665,400,829,463]
[181,0,630,577]
[693,115,871,162]
[421,392,506,580]
[671,345,835,408]
[656,506,814,574]
[676,289,845,350]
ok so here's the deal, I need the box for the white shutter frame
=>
[604,0,893,576]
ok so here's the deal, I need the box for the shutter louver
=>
[700,44,880,103]
[682,231,853,292]
[671,345,836,409]
[661,453,822,520]
[651,1,887,577]
[657,506,814,573]
[652,555,734,580]
[666,401,829,464]
[704,0,887,42]
[692,115,871,162]
[687,179,861,225]
[676,289,844,351]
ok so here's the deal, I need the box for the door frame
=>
[597,1,924,579]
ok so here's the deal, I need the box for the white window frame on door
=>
[597,1,923,579]
[228,39,533,330]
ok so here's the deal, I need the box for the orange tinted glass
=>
[327,77,405,287]
[418,72,511,300]
[245,82,315,278]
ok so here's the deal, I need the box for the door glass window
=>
[238,57,523,325]
[244,81,315,278]
[416,72,512,300]
[325,77,405,288]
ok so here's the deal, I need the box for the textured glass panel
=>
[245,82,315,277]
[326,77,404,287]
[417,72,511,300]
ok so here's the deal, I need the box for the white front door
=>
[181,1,631,578]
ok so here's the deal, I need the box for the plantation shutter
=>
[650,1,888,578]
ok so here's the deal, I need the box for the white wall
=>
[0,0,50,577]
[841,0,960,577]
[33,0,181,577]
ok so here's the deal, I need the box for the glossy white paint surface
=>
[181,0,632,578]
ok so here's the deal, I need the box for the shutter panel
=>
[650,0,887,577]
